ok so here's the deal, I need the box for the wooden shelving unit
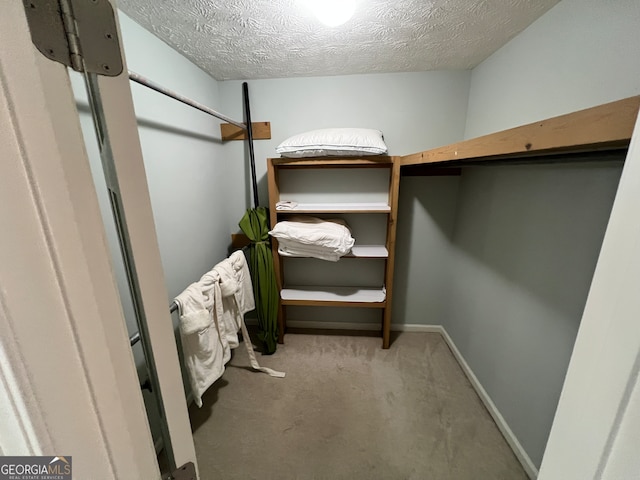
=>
[267,156,400,348]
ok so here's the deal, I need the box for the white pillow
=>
[276,128,388,158]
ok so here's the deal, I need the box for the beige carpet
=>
[189,331,529,480]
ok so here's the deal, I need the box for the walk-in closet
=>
[3,1,640,479]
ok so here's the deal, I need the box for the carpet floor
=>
[188,331,529,480]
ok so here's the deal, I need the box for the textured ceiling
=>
[118,0,560,81]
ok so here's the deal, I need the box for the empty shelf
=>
[346,245,388,258]
[276,202,390,213]
[278,245,388,259]
[281,286,386,307]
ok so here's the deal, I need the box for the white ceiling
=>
[118,0,560,81]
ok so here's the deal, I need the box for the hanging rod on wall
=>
[128,70,247,130]
[130,302,178,346]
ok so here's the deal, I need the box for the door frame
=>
[0,1,197,477]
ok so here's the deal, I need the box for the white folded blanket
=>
[275,200,298,210]
[277,239,345,262]
[269,216,355,261]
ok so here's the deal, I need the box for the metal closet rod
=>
[128,70,247,131]
[130,302,178,346]
[125,75,257,348]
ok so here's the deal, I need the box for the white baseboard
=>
[438,327,539,479]
[391,323,443,333]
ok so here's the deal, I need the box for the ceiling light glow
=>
[307,0,356,27]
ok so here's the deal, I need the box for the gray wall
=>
[394,176,460,328]
[446,163,623,467]
[444,0,640,468]
[464,0,640,139]
[119,14,238,298]
[218,72,471,326]
[219,71,471,207]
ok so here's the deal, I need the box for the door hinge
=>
[163,462,197,480]
[23,0,123,76]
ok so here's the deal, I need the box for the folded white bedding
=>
[275,200,298,210]
[277,239,345,262]
[269,216,355,261]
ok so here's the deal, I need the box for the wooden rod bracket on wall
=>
[401,96,640,167]
[230,233,251,250]
[221,121,271,141]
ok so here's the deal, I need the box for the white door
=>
[538,109,640,476]
[0,1,197,478]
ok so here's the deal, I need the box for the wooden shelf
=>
[271,156,393,167]
[278,245,389,259]
[276,202,390,213]
[346,245,388,258]
[221,121,271,141]
[281,286,386,307]
[401,96,640,167]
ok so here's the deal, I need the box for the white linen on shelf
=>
[275,200,298,210]
[268,216,355,261]
[277,239,345,262]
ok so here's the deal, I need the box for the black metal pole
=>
[243,82,259,208]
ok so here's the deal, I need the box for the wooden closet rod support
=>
[221,121,271,141]
[128,70,246,130]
